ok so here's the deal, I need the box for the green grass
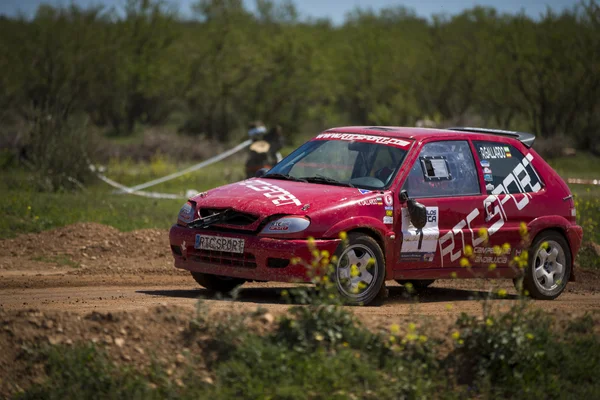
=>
[547,152,600,180]
[14,302,600,400]
[0,156,246,239]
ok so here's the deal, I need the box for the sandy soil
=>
[1,223,599,396]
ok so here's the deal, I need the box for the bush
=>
[15,344,154,400]
[23,109,96,191]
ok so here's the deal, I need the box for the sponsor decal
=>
[384,194,393,206]
[472,246,510,265]
[439,153,542,266]
[386,210,393,217]
[385,206,393,211]
[480,160,490,167]
[483,167,492,174]
[268,221,290,231]
[358,189,371,194]
[400,252,435,262]
[486,183,495,192]
[400,252,424,262]
[383,216,393,224]
[358,198,381,206]
[478,146,509,159]
[424,252,435,262]
[261,217,311,234]
[484,174,494,182]
[314,133,411,148]
[239,179,301,206]
[401,206,439,255]
[504,146,512,158]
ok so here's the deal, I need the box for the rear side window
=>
[403,140,480,198]
[474,141,543,194]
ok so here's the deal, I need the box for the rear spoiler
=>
[448,127,536,148]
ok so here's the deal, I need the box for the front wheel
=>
[517,232,571,300]
[334,233,386,305]
[191,272,246,293]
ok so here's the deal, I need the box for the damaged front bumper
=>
[169,224,340,282]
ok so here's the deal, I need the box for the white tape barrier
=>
[91,139,252,200]
[91,166,186,199]
[117,139,252,194]
[567,178,600,186]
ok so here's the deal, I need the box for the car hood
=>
[191,178,364,217]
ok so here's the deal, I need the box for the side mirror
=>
[399,189,409,204]
[255,168,269,178]
[399,189,427,229]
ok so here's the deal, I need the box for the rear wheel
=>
[395,279,435,289]
[517,232,571,300]
[191,272,246,293]
[334,233,386,305]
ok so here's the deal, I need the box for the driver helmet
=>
[248,121,267,140]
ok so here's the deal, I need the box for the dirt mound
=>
[0,306,206,396]
[0,304,281,397]
[0,223,182,276]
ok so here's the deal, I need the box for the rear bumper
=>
[169,224,341,282]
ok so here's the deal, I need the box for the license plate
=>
[194,234,245,254]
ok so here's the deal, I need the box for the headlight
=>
[260,216,310,234]
[178,202,195,224]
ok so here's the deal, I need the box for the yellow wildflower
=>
[339,231,347,241]
[460,258,470,268]
[485,318,494,327]
[493,245,502,256]
[488,263,497,271]
[390,324,400,335]
[451,331,460,340]
[464,245,473,257]
[350,265,360,277]
[519,222,528,237]
[497,288,507,297]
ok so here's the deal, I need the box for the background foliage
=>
[1,0,598,147]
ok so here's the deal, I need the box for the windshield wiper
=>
[301,175,355,188]
[263,173,307,182]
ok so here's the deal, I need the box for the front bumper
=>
[169,224,341,282]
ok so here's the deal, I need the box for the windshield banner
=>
[314,133,411,148]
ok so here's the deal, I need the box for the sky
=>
[0,0,578,23]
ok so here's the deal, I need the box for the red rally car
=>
[169,126,583,305]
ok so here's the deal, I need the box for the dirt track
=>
[1,223,599,321]
[1,223,600,396]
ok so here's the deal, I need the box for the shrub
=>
[23,109,96,191]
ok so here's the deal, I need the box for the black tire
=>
[190,272,246,293]
[518,231,571,300]
[333,233,386,306]
[395,279,435,289]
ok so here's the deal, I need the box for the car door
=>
[396,140,484,269]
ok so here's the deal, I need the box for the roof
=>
[325,126,536,148]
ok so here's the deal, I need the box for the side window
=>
[473,141,543,194]
[403,141,480,198]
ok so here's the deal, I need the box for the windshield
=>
[265,134,410,190]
